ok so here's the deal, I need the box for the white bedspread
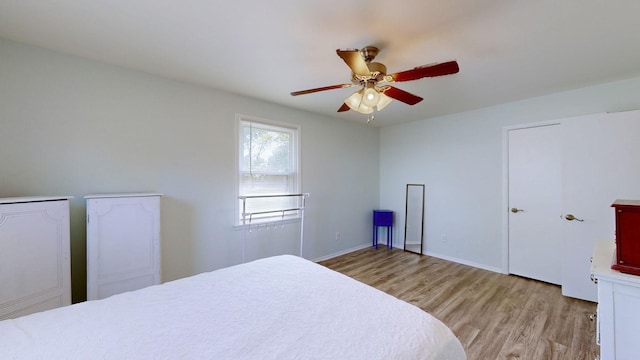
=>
[0,255,466,359]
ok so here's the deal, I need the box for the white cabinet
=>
[0,196,71,320]
[592,239,640,360]
[86,193,162,300]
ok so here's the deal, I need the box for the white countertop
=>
[84,193,163,199]
[592,238,640,287]
[0,196,73,204]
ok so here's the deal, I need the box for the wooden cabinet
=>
[86,193,162,300]
[592,239,640,360]
[611,200,640,275]
[0,196,71,320]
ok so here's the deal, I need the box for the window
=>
[237,114,300,223]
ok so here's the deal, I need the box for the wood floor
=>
[319,246,599,360]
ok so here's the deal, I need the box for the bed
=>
[0,255,466,359]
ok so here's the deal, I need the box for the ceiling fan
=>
[291,46,459,119]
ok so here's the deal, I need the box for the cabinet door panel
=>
[87,194,161,300]
[0,199,70,320]
[613,285,640,359]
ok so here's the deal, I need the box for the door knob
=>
[565,214,584,222]
[510,208,524,213]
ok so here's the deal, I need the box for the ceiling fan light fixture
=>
[376,93,392,111]
[362,87,380,108]
[346,91,374,114]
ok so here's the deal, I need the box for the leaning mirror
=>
[404,184,425,254]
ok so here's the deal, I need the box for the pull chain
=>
[367,114,375,124]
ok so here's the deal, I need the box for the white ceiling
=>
[1,1,640,127]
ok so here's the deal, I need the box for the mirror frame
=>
[404,184,425,254]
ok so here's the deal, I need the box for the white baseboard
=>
[424,251,505,274]
[313,243,372,262]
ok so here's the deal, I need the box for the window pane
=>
[237,117,299,222]
[241,124,291,174]
[239,174,291,195]
[239,196,298,220]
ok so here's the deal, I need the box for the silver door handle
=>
[510,208,524,213]
[565,214,584,222]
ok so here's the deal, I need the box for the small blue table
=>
[373,210,393,249]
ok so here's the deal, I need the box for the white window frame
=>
[235,114,301,226]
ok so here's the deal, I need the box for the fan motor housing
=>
[368,62,387,81]
[351,62,387,84]
[360,46,379,62]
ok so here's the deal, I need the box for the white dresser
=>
[592,239,640,360]
[85,193,162,300]
[0,196,72,320]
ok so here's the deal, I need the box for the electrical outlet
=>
[335,232,340,241]
[441,234,447,242]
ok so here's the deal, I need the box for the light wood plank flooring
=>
[319,246,599,360]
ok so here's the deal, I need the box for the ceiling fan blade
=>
[336,49,370,76]
[381,86,423,105]
[337,103,350,112]
[290,84,353,96]
[390,61,459,82]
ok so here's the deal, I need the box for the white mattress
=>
[0,255,466,359]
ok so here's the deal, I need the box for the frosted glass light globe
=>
[362,88,380,107]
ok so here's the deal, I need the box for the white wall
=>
[0,38,380,302]
[380,75,640,271]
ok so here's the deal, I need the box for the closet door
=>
[86,193,161,300]
[0,197,71,320]
[562,111,640,301]
[507,123,562,285]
